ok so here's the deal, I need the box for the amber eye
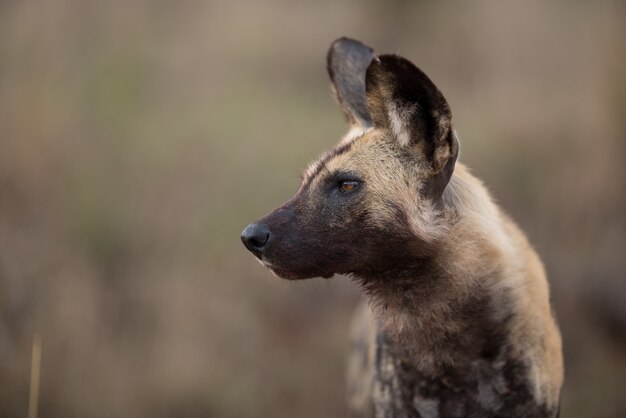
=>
[339,180,359,193]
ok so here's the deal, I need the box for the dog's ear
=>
[327,37,375,127]
[366,55,458,178]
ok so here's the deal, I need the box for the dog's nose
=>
[241,223,271,254]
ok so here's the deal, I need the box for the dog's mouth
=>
[259,259,333,281]
[261,260,306,280]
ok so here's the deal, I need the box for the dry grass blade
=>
[28,334,42,418]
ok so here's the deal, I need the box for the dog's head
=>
[242,38,458,280]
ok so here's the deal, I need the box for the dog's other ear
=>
[327,37,375,127]
[366,55,458,179]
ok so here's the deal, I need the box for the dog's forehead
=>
[301,129,391,187]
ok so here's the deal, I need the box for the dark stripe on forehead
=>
[301,132,365,188]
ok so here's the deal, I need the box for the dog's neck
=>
[356,245,512,379]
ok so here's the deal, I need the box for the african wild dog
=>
[241,38,563,418]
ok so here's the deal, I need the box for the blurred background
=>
[1,1,625,417]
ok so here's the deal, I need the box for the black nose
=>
[241,223,271,255]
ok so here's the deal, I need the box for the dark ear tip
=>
[365,54,428,91]
[365,55,405,76]
[327,37,375,81]
[329,37,373,53]
[327,37,374,67]
[372,54,413,71]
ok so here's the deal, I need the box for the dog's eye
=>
[339,181,359,193]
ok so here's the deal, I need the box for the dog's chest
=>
[371,332,506,418]
[348,322,556,418]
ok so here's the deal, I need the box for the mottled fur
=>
[241,38,563,417]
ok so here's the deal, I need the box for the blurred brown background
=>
[1,1,625,417]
